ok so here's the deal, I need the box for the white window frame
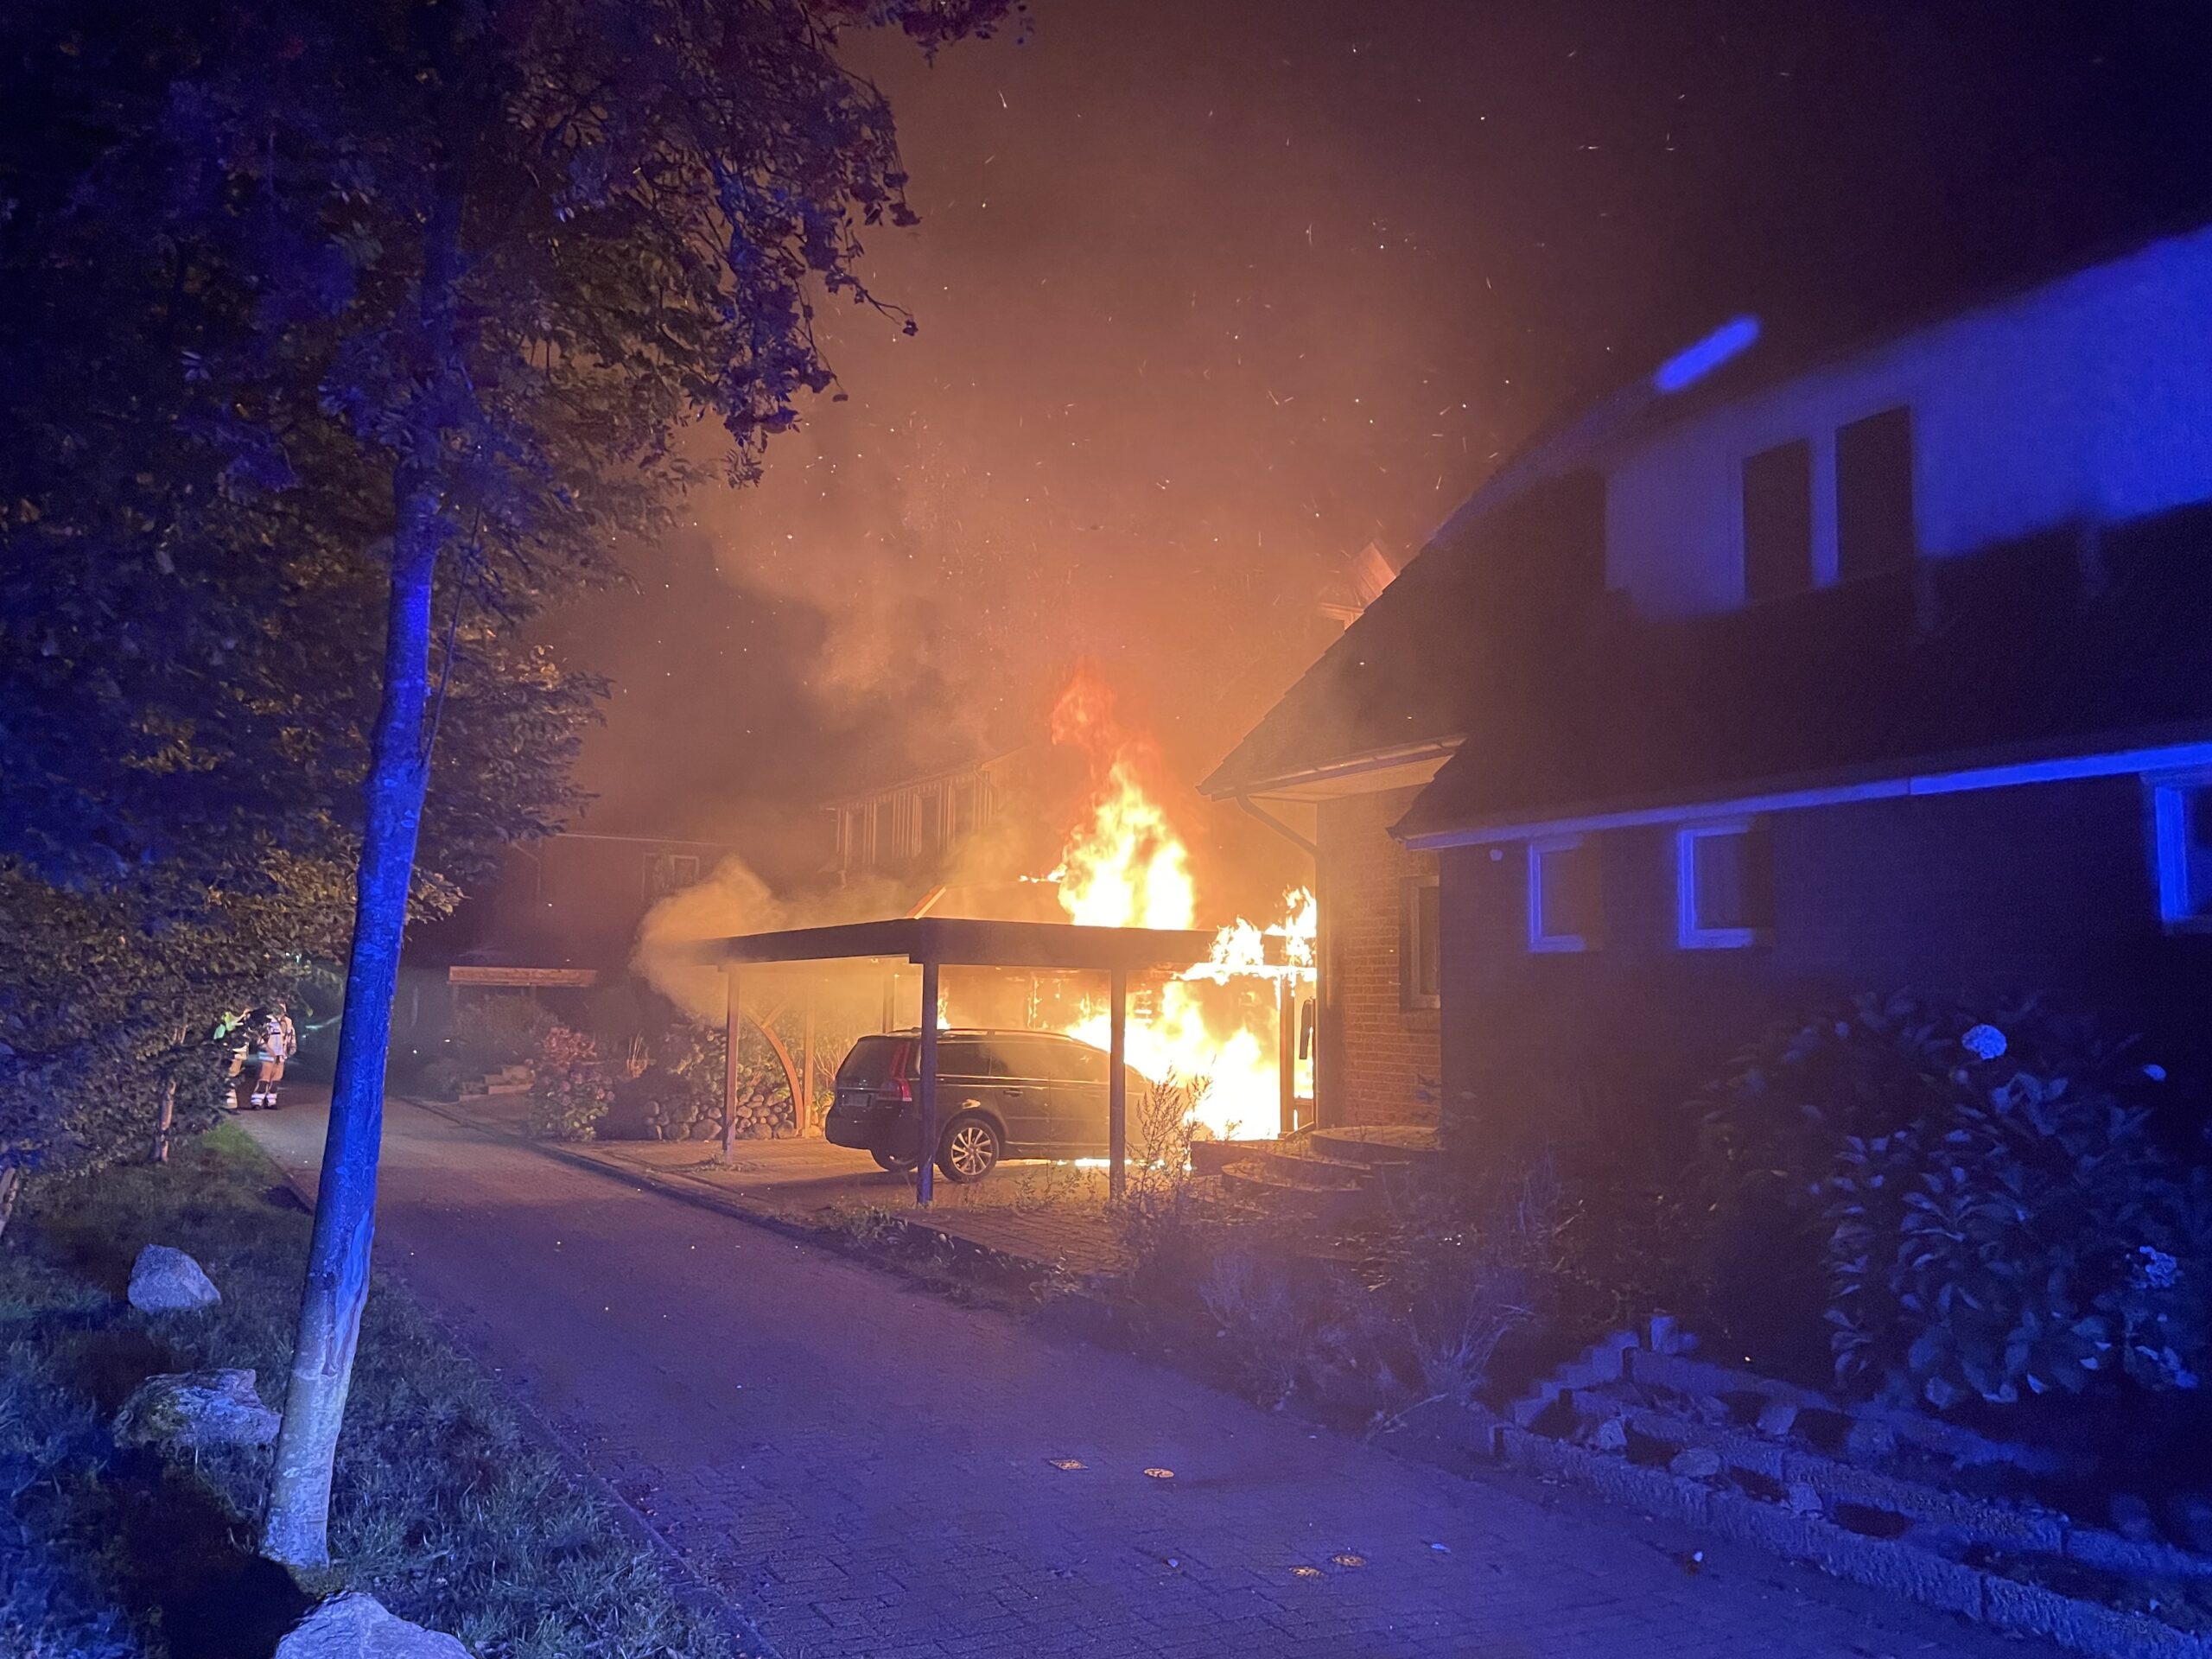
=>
[1675,818,1771,950]
[1402,874,1442,1009]
[1527,836,1594,953]
[644,851,702,900]
[2152,772,2212,931]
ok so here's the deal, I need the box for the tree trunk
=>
[153,1073,176,1164]
[261,516,440,1569]
[0,1166,22,1242]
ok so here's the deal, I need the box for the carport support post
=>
[1109,966,1128,1201]
[915,957,940,1207]
[722,967,741,1164]
[802,994,816,1135]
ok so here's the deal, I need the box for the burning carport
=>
[688,917,1213,1205]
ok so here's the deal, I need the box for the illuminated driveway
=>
[245,1099,2056,1659]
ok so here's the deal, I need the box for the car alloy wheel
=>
[938,1116,1001,1182]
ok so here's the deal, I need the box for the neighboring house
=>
[824,746,1083,919]
[1205,222,2212,1150]
[828,753,1020,883]
[478,830,730,969]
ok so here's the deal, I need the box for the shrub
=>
[1357,1160,1559,1418]
[1828,1049,2212,1408]
[1701,992,2211,1409]
[524,1024,612,1141]
[410,1054,476,1102]
[1696,993,1986,1377]
[1200,1245,1439,1418]
[450,993,555,1071]
[1112,1077,1228,1305]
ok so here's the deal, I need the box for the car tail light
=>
[876,1038,914,1103]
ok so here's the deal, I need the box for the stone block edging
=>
[1487,1418,2212,1658]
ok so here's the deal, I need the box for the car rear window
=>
[836,1036,908,1089]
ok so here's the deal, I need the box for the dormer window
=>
[1836,405,1916,580]
[1742,439,1814,602]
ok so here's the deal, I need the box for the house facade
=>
[828,753,1021,885]
[475,830,729,969]
[1207,223,2212,1148]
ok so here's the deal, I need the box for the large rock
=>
[276,1594,470,1659]
[127,1244,220,1313]
[114,1369,279,1449]
[1668,1446,1724,1480]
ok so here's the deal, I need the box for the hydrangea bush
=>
[1827,1034,2212,1408]
[524,1024,613,1141]
[1702,992,2212,1410]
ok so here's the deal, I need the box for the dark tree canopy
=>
[3,0,1017,1563]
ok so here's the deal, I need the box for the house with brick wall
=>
[1205,222,2212,1147]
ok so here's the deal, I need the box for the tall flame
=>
[1044,668,1314,1141]
[1048,667,1196,931]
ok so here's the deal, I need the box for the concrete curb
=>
[247,1120,779,1659]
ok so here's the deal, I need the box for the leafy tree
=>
[0,3,600,1218]
[15,0,1014,1566]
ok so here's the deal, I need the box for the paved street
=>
[242,1098,2054,1659]
[425,1090,1127,1274]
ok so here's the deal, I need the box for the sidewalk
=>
[416,1091,1128,1277]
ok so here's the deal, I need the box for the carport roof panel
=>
[697,918,1216,971]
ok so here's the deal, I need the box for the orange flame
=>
[1048,667,1195,931]
[1044,669,1314,1141]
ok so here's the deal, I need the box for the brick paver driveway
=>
[245,1099,2054,1659]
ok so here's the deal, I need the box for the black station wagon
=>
[823,1028,1145,1182]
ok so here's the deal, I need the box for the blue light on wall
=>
[1652,315,1762,395]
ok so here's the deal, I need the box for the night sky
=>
[560,0,2212,903]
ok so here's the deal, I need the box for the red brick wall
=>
[1317,785,1439,1128]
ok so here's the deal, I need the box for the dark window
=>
[934,1039,996,1079]
[1058,1044,1109,1084]
[1401,877,1441,1009]
[644,852,701,899]
[990,1036,1071,1081]
[1529,839,1600,949]
[920,789,945,855]
[835,1036,909,1090]
[1679,823,1774,944]
[1741,439,1814,602]
[950,782,978,837]
[2188,791,2212,919]
[2155,781,2212,926]
[1835,406,1916,581]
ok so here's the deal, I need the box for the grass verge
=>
[0,1122,750,1659]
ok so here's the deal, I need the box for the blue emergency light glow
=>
[1652,315,1761,394]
